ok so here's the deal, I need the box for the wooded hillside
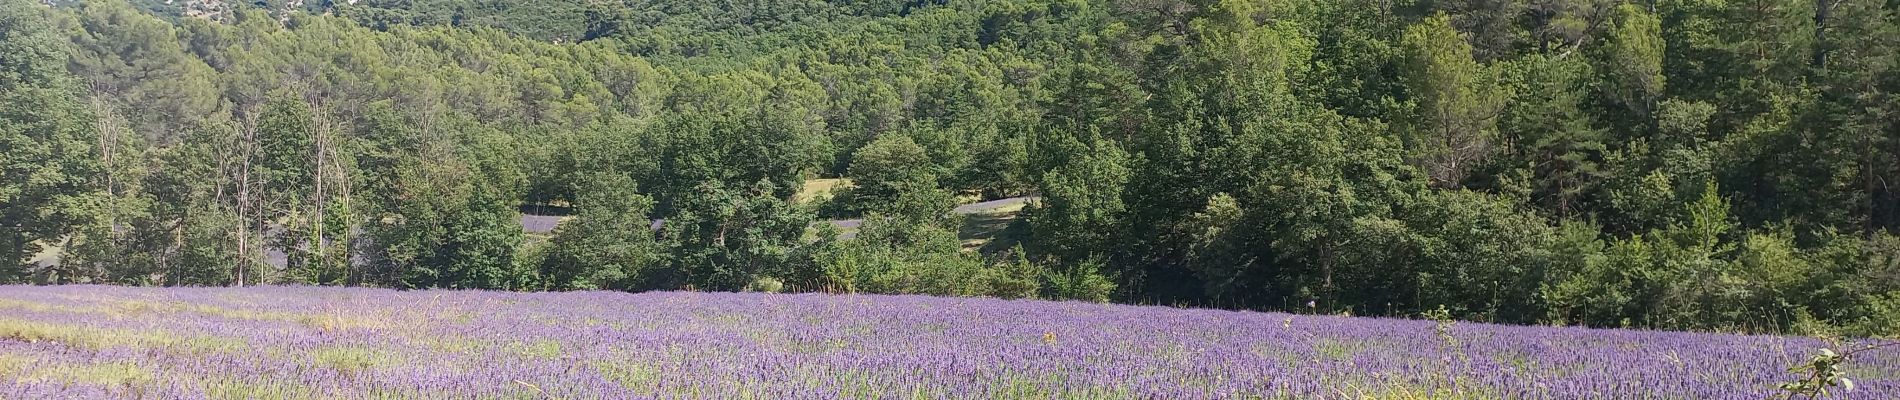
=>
[4,0,1899,336]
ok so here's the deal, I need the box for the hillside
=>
[2,286,1894,398]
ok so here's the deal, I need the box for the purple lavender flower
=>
[0,285,1890,399]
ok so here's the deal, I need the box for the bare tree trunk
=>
[208,123,233,287]
[306,97,353,284]
[1866,131,1877,235]
[92,99,119,216]
[90,100,125,283]
[1322,241,1335,312]
[311,102,327,283]
[235,111,259,287]
[333,149,355,285]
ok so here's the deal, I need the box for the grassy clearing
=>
[795,178,853,204]
[1314,338,1369,361]
[0,318,115,349]
[27,239,62,266]
[960,209,1027,252]
[296,310,400,333]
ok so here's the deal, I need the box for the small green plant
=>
[1778,340,1899,399]
[1423,305,1458,345]
[1423,305,1470,366]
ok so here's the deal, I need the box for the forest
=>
[2,0,1899,337]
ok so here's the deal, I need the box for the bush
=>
[978,250,1044,299]
[1847,292,1900,338]
[748,277,785,293]
[813,222,1064,300]
[1044,257,1115,303]
[814,221,983,296]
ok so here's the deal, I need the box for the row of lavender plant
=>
[0,285,1892,399]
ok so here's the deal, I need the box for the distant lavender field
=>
[0,286,1893,399]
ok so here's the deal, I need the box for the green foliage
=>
[1846,292,1900,338]
[336,0,593,42]
[538,173,658,291]
[811,217,1051,299]
[1778,342,1899,399]
[10,0,1900,338]
[844,135,953,220]
[981,248,1045,300]
[658,180,814,292]
[1597,5,1666,121]
[1042,256,1114,303]
[1400,14,1507,188]
[1492,54,1604,217]
[356,112,525,290]
[1026,136,1128,264]
[812,217,987,297]
[1398,190,1556,321]
[0,0,101,283]
[1543,226,1640,328]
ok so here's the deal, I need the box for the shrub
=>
[748,277,785,294]
[978,251,1044,299]
[1044,257,1115,303]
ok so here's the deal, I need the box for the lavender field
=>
[0,286,1894,399]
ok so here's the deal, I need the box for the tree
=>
[1027,136,1129,265]
[1547,181,1744,329]
[646,102,826,216]
[1805,0,1900,232]
[658,179,815,292]
[1647,182,1741,329]
[1238,113,1415,313]
[1597,5,1666,126]
[1400,14,1508,189]
[1543,227,1643,327]
[1526,0,1613,56]
[0,0,102,283]
[844,135,952,220]
[138,122,252,286]
[539,173,659,290]
[414,127,526,290]
[1433,0,1529,61]
[355,108,524,290]
[254,94,355,285]
[1399,190,1558,321]
[54,98,152,284]
[1495,54,1606,217]
[61,0,224,141]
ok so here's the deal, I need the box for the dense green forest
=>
[3,0,1899,336]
